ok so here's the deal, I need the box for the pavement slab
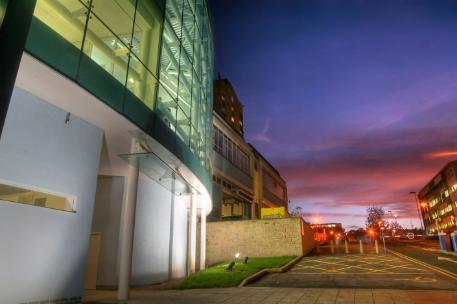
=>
[83,287,457,304]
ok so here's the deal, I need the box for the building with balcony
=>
[418,160,457,234]
[210,77,288,221]
[0,0,213,302]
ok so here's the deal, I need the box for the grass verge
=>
[179,256,296,289]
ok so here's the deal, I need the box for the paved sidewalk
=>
[83,287,457,304]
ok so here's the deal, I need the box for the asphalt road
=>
[250,243,457,290]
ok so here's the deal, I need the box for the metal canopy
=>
[119,152,196,196]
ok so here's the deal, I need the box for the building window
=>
[0,181,76,212]
[213,126,250,175]
[262,171,285,200]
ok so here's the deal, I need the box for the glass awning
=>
[119,152,197,196]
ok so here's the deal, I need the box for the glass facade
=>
[0,0,8,29]
[24,0,214,190]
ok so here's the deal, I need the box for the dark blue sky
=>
[209,0,457,228]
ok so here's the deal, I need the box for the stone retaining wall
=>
[204,217,315,266]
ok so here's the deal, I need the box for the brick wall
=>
[204,217,315,266]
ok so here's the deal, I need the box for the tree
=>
[366,206,385,228]
[289,206,303,217]
[388,220,402,230]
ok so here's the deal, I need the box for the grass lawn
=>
[179,256,296,289]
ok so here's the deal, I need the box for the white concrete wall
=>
[171,195,189,278]
[131,174,172,285]
[0,87,103,303]
[91,175,125,286]
[130,174,191,285]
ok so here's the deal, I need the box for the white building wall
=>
[131,174,173,285]
[171,195,189,278]
[91,175,125,287]
[0,87,103,303]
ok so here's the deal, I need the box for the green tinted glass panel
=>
[83,13,129,85]
[25,0,214,192]
[0,0,8,29]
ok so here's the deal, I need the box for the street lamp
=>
[410,191,425,233]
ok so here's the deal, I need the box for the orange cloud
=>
[427,151,457,158]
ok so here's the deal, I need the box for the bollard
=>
[330,240,335,254]
[375,239,379,254]
[438,233,448,252]
[316,241,320,254]
[451,232,457,253]
[345,239,349,254]
[359,240,364,254]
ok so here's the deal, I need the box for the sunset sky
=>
[209,0,457,229]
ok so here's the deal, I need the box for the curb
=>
[238,255,303,287]
[388,249,457,281]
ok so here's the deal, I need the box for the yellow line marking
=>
[389,249,457,281]
[394,276,437,283]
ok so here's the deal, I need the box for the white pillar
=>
[187,193,197,275]
[200,207,206,270]
[117,140,140,301]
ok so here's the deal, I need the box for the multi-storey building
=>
[210,77,288,221]
[0,0,213,302]
[211,111,254,220]
[418,160,457,234]
[251,145,289,213]
[213,76,244,137]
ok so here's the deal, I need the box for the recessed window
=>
[0,181,76,212]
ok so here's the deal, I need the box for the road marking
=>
[394,276,437,283]
[438,256,457,264]
[292,254,430,275]
[389,249,457,281]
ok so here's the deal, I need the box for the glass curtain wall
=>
[26,0,214,183]
[31,0,163,110]
[0,0,8,29]
[157,0,214,171]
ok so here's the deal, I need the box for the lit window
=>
[0,181,75,212]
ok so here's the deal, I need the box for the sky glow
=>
[209,0,457,229]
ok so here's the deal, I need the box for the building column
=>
[187,193,197,275]
[199,207,206,270]
[251,203,256,219]
[117,139,140,301]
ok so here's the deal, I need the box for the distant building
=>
[250,144,288,213]
[310,223,344,243]
[213,75,244,137]
[418,160,457,234]
[310,223,344,232]
[210,77,288,221]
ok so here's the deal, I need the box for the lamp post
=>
[410,191,425,233]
